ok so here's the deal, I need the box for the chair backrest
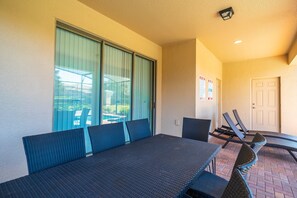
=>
[250,132,267,154]
[182,117,211,142]
[221,169,254,198]
[233,109,249,133]
[88,122,125,154]
[233,143,258,175]
[223,112,245,141]
[126,118,152,142]
[23,128,85,174]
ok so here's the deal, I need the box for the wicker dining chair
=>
[126,118,152,142]
[88,122,125,154]
[182,117,215,172]
[221,168,254,198]
[182,117,211,142]
[188,168,253,198]
[187,143,257,198]
[23,128,86,174]
[250,132,267,154]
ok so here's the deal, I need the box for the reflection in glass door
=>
[53,27,101,153]
[54,25,156,151]
[133,56,154,130]
[102,45,132,140]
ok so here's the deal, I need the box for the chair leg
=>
[206,158,216,174]
[222,139,230,148]
[212,157,216,174]
[287,150,297,162]
[222,135,235,148]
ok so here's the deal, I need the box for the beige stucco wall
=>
[223,55,297,135]
[0,0,162,182]
[162,39,222,136]
[162,40,196,136]
[195,39,222,131]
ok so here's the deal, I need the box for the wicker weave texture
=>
[22,128,86,174]
[1,134,221,198]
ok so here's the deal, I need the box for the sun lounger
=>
[210,112,297,162]
[232,109,297,142]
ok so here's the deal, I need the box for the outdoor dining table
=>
[0,134,221,198]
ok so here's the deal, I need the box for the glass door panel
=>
[53,27,100,153]
[133,56,154,130]
[102,45,132,141]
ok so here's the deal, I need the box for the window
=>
[133,56,154,129]
[54,27,100,152]
[53,25,156,152]
[102,45,132,140]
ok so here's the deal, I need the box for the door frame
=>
[216,78,222,128]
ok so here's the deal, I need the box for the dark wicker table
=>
[0,134,221,198]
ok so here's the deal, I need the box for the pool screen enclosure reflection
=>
[53,24,156,153]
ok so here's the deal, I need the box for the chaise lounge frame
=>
[210,112,297,162]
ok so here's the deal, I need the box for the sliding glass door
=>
[53,24,156,152]
[133,56,154,130]
[53,28,100,152]
[102,45,132,140]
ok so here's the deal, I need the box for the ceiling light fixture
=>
[234,40,242,44]
[219,7,234,20]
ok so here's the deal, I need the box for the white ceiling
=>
[79,0,297,63]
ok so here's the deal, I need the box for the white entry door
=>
[252,77,280,132]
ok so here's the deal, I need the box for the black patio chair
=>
[250,132,267,154]
[187,143,257,198]
[23,128,86,174]
[182,117,211,142]
[182,117,215,173]
[188,169,253,198]
[88,122,125,154]
[126,118,152,142]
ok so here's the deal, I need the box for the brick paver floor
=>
[209,137,297,198]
